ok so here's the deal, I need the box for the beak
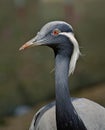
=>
[19,36,43,51]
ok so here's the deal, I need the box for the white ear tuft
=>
[68,33,80,75]
[60,32,80,76]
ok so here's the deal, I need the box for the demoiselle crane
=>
[19,21,105,130]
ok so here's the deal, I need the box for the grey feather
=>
[29,98,105,130]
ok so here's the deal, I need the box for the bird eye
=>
[52,29,61,36]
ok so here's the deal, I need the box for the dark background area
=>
[0,0,105,129]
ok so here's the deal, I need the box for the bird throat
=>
[55,53,87,130]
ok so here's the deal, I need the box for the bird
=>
[19,21,105,130]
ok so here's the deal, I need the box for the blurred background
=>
[0,0,105,129]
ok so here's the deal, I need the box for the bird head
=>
[19,21,74,50]
[19,21,80,75]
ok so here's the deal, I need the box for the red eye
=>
[52,29,61,36]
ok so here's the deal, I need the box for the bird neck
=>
[55,52,87,130]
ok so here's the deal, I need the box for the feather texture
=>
[59,32,80,75]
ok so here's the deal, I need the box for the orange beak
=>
[19,39,35,51]
[19,36,43,51]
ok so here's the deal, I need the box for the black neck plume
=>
[54,45,87,130]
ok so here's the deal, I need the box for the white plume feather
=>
[60,32,80,76]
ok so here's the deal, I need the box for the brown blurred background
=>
[0,0,105,130]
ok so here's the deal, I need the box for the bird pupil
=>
[54,30,58,35]
[52,29,60,35]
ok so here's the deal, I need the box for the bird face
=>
[19,21,80,75]
[19,21,74,50]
